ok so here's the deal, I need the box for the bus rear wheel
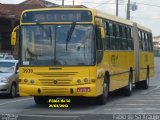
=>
[34,96,47,104]
[124,71,133,96]
[135,69,149,89]
[141,69,149,89]
[95,81,109,105]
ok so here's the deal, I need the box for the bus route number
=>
[23,69,33,73]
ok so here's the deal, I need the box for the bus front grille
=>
[34,72,78,77]
[39,79,73,86]
[41,87,69,95]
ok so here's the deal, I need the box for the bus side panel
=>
[102,51,118,91]
[114,51,135,88]
[139,51,154,81]
[103,51,134,92]
[148,52,154,78]
[139,51,147,81]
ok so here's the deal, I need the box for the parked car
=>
[0,60,19,97]
[0,53,14,60]
[4,55,14,60]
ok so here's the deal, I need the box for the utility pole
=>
[62,0,64,6]
[116,0,118,16]
[126,0,130,20]
[73,0,74,6]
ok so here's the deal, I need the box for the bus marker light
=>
[84,78,89,83]
[77,79,81,84]
[91,79,96,82]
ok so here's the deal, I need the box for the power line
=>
[94,0,113,8]
[52,0,160,8]
[136,2,160,8]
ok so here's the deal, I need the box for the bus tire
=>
[34,96,46,104]
[95,77,109,105]
[135,82,141,89]
[9,83,17,98]
[141,69,149,89]
[124,71,133,96]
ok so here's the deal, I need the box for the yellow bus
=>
[11,6,154,105]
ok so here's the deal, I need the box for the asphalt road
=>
[0,57,160,120]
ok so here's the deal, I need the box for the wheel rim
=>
[103,83,108,98]
[129,73,132,92]
[129,80,132,92]
[11,85,16,97]
[146,76,149,86]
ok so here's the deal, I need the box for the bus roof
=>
[93,9,133,26]
[93,9,152,33]
[21,7,91,13]
[21,6,152,33]
[136,23,152,33]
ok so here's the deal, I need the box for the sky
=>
[0,0,160,36]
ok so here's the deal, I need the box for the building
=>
[0,0,58,58]
[153,36,160,48]
[153,36,160,57]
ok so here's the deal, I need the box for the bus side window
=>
[125,26,130,50]
[142,32,146,51]
[140,31,144,50]
[127,27,133,50]
[145,33,149,51]
[122,26,127,50]
[144,32,148,51]
[112,23,117,50]
[147,33,151,51]
[147,34,151,51]
[138,31,142,50]
[116,24,120,50]
[150,34,153,52]
[104,21,110,50]
[119,25,123,50]
[96,26,103,64]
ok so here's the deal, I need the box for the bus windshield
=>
[21,24,95,66]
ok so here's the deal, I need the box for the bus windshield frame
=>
[20,23,95,66]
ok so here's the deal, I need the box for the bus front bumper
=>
[19,84,97,97]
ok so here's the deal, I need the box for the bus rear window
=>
[22,10,92,23]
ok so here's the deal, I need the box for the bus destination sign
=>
[22,10,92,23]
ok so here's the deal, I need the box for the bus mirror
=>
[100,27,105,39]
[11,32,16,45]
[11,26,19,46]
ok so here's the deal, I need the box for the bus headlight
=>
[24,79,28,83]
[30,80,35,84]
[84,78,89,83]
[77,79,81,84]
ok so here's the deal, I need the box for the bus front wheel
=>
[34,96,46,104]
[95,80,109,105]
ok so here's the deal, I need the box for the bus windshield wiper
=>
[66,22,76,51]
